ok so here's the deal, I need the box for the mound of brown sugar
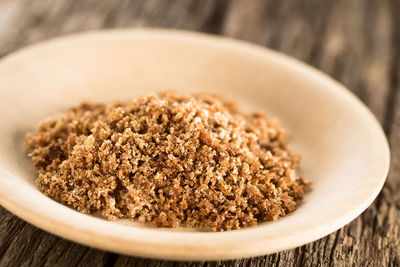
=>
[25,92,308,231]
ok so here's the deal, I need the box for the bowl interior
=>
[0,29,389,260]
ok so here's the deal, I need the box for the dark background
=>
[0,0,399,266]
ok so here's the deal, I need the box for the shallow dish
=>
[0,29,390,260]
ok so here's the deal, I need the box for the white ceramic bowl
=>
[0,29,390,260]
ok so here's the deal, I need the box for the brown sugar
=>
[25,91,309,231]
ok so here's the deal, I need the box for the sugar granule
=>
[25,92,309,231]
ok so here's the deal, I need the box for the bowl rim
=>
[0,28,390,260]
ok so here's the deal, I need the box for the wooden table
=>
[0,0,398,266]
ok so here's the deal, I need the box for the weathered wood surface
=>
[0,0,398,266]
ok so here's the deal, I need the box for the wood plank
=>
[0,0,397,266]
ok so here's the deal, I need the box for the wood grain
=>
[0,0,397,266]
